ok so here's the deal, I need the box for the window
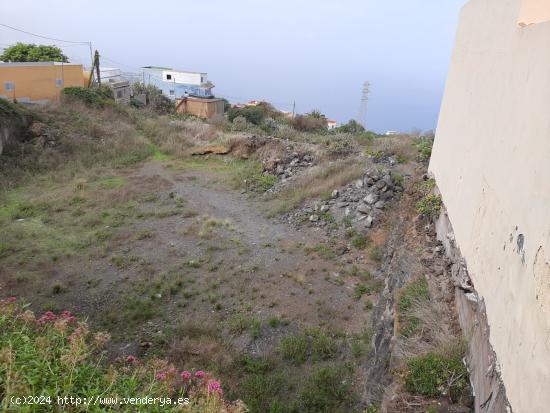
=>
[4,81,14,91]
[116,90,123,98]
[166,74,172,80]
[169,90,175,95]
[55,79,63,88]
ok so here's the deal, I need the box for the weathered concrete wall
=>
[435,207,511,413]
[430,0,550,412]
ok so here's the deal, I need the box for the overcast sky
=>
[1,0,465,132]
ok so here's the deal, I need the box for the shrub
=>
[238,372,286,413]
[231,116,249,131]
[416,194,442,219]
[413,136,434,162]
[405,344,468,401]
[369,245,383,262]
[295,365,354,412]
[292,114,327,131]
[279,334,309,365]
[326,135,356,157]
[0,298,245,413]
[132,83,174,114]
[335,119,364,134]
[351,233,368,250]
[309,329,337,361]
[227,106,266,125]
[61,86,114,107]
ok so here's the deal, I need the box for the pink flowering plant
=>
[0,297,246,413]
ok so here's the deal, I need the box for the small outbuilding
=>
[175,97,224,119]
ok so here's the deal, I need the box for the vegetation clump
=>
[0,42,68,62]
[398,276,430,337]
[279,330,337,365]
[405,344,469,401]
[0,297,246,412]
[413,136,434,162]
[296,365,354,413]
[228,106,266,125]
[416,194,442,219]
[61,86,114,107]
[131,83,174,114]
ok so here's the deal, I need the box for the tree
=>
[0,43,68,63]
[336,120,365,134]
[307,109,326,120]
[131,83,174,114]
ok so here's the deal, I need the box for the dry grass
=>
[368,135,416,162]
[169,321,236,372]
[393,298,456,364]
[270,157,364,214]
[1,102,152,189]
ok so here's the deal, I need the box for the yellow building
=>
[0,62,86,103]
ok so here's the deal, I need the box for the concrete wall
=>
[430,0,550,411]
[0,63,85,103]
[162,70,203,85]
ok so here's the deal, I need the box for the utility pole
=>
[358,81,370,129]
[94,50,101,85]
[292,101,296,118]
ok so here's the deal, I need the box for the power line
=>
[0,22,90,44]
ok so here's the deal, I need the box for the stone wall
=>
[0,99,30,156]
[430,0,550,411]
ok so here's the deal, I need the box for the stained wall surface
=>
[430,0,550,411]
[0,63,84,103]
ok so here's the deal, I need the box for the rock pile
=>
[262,152,314,180]
[294,168,404,230]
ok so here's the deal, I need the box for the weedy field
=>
[0,97,470,412]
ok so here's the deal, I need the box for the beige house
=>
[430,0,550,412]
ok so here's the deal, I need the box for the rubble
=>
[262,151,315,180]
[285,167,405,231]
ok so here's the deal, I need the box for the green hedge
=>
[61,86,114,107]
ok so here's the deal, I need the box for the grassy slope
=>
[0,100,465,413]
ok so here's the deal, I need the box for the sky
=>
[1,0,466,133]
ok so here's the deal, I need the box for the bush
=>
[228,106,266,125]
[279,334,308,365]
[405,344,469,401]
[335,119,364,134]
[61,86,113,107]
[325,135,356,157]
[413,136,434,162]
[132,83,174,114]
[295,365,354,413]
[0,298,246,412]
[416,194,442,219]
[292,114,327,131]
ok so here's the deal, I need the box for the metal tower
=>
[358,81,370,129]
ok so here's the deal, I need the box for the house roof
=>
[176,97,224,103]
[0,62,82,67]
[142,66,206,75]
